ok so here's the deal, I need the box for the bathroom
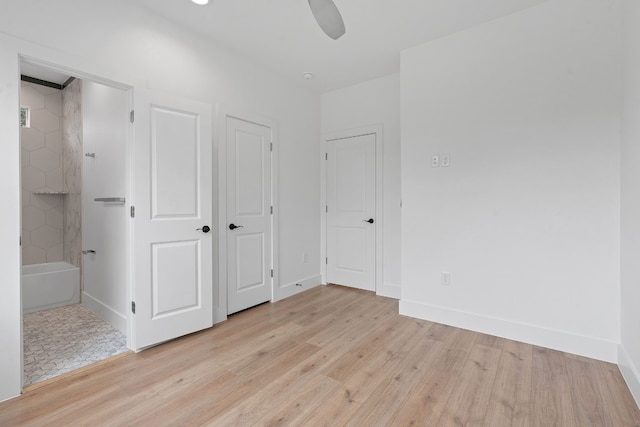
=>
[20,62,129,387]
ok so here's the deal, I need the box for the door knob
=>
[197,225,211,233]
[229,223,244,230]
[363,218,374,224]
[82,250,96,255]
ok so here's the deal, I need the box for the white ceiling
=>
[131,0,548,93]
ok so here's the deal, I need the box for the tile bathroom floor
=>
[23,304,128,387]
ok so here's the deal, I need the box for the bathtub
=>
[22,262,80,313]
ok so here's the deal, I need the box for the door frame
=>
[2,34,180,399]
[321,125,383,293]
[15,55,135,369]
[216,106,279,323]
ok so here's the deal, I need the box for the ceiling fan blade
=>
[308,0,346,40]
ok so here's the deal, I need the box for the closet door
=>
[225,116,273,315]
[326,133,376,291]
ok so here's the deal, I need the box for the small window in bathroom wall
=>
[20,106,30,128]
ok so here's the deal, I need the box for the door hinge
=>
[130,110,134,123]
[325,205,328,213]
[131,301,136,314]
[270,205,273,215]
[271,269,274,278]
[326,257,328,265]
[130,205,135,218]
[270,142,273,152]
[325,153,328,160]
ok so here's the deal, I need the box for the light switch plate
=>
[431,155,440,168]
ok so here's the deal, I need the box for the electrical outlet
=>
[431,155,440,168]
[303,253,309,263]
[441,272,451,286]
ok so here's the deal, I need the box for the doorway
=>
[322,126,384,293]
[9,51,218,397]
[19,61,130,386]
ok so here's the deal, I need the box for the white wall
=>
[321,74,401,298]
[400,0,621,362]
[620,0,640,406]
[0,0,320,402]
[81,80,129,333]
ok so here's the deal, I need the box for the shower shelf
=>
[32,191,68,195]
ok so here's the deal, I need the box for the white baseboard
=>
[377,282,400,299]
[275,274,322,301]
[619,345,640,408]
[213,308,227,325]
[399,299,618,363]
[82,292,126,334]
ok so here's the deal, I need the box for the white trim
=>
[214,104,227,325]
[321,125,384,295]
[125,87,134,350]
[278,274,323,299]
[0,45,22,403]
[19,53,138,90]
[82,292,127,334]
[399,299,618,363]
[320,140,327,283]
[271,121,280,303]
[216,106,279,321]
[377,282,401,299]
[619,345,640,408]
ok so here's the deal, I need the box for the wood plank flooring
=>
[1,284,639,426]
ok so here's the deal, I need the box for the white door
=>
[326,133,376,291]
[226,116,272,315]
[132,90,213,350]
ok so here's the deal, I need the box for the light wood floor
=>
[1,285,639,426]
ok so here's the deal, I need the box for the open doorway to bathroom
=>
[19,61,130,387]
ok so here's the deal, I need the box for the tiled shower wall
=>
[21,82,65,265]
[62,79,83,271]
[20,80,83,268]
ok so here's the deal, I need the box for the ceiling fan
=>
[308,0,346,40]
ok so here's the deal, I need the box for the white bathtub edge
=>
[22,262,78,276]
[82,292,127,335]
[22,262,80,313]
